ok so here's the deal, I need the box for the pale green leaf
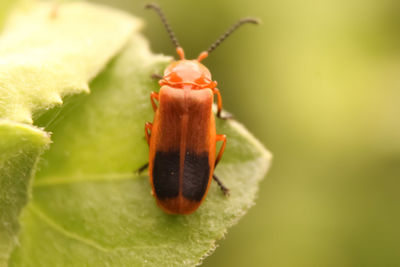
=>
[0,1,140,124]
[0,2,140,265]
[0,120,50,266]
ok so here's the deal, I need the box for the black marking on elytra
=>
[182,151,210,201]
[153,151,180,199]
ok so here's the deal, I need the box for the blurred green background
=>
[3,0,400,266]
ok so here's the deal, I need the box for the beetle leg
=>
[213,174,230,196]
[213,88,223,118]
[213,88,233,120]
[136,123,152,174]
[145,122,153,146]
[136,162,149,174]
[213,134,229,195]
[150,92,159,112]
[215,134,226,167]
[151,73,163,80]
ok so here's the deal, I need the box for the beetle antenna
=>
[146,3,184,59]
[206,17,260,55]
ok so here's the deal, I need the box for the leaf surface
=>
[0,121,50,266]
[0,1,139,123]
[0,2,140,265]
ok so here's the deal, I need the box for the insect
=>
[140,3,259,214]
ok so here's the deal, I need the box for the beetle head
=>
[160,59,217,89]
[146,3,258,89]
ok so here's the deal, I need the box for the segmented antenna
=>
[145,3,180,49]
[206,18,260,54]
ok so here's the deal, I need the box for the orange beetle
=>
[140,4,258,214]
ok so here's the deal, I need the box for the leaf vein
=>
[34,172,140,187]
[29,204,111,253]
[29,204,170,252]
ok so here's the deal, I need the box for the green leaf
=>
[0,1,140,265]
[0,121,50,266]
[0,1,139,124]
[1,2,271,266]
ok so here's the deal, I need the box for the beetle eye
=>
[195,77,206,84]
[168,72,182,82]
